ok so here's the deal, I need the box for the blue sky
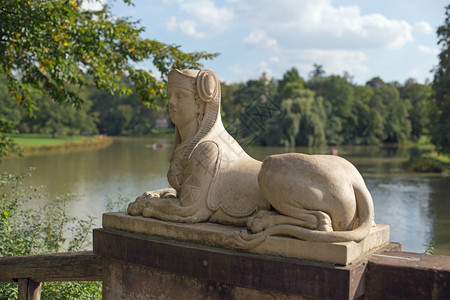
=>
[98,0,446,85]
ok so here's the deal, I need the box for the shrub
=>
[403,157,443,173]
[0,170,101,299]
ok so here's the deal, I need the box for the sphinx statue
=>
[127,69,375,246]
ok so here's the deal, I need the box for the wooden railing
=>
[0,251,102,300]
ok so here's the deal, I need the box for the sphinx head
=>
[167,69,222,160]
[167,69,220,126]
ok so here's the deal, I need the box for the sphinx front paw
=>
[142,207,156,218]
[127,202,141,216]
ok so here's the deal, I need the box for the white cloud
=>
[165,0,419,82]
[417,45,439,55]
[164,0,232,38]
[178,20,204,38]
[243,30,278,49]
[228,49,368,83]
[230,0,413,50]
[178,0,233,27]
[166,16,177,31]
[166,0,414,48]
[415,21,433,35]
[284,49,369,75]
[165,17,204,38]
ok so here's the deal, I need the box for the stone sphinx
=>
[127,69,376,248]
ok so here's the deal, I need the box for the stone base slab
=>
[93,228,377,299]
[102,212,390,265]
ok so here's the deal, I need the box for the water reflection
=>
[1,138,449,255]
[367,177,434,253]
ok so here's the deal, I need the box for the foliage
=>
[306,75,355,145]
[369,81,412,144]
[218,66,433,149]
[309,63,325,79]
[87,77,164,135]
[398,79,432,141]
[430,4,450,154]
[19,93,99,137]
[277,67,305,100]
[403,157,443,173]
[423,241,436,255]
[2,63,437,151]
[0,76,166,138]
[223,79,278,147]
[265,89,326,147]
[0,0,217,157]
[0,170,101,299]
[347,86,383,145]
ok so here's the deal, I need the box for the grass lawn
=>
[11,134,89,147]
[9,134,113,155]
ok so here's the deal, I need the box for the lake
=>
[1,136,449,255]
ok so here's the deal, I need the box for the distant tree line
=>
[0,66,437,150]
[0,76,167,137]
[220,67,434,148]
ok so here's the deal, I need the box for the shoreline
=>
[9,135,113,157]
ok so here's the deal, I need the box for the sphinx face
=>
[168,87,198,127]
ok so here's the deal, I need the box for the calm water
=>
[1,137,449,255]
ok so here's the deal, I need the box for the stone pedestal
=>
[101,212,390,265]
[93,212,394,299]
[93,227,375,299]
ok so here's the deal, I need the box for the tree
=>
[20,94,98,137]
[430,4,450,153]
[399,79,432,141]
[277,67,305,100]
[309,63,325,79]
[0,0,217,156]
[87,77,164,136]
[349,86,383,145]
[306,75,354,145]
[369,82,411,143]
[264,89,326,147]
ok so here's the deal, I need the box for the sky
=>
[96,0,447,85]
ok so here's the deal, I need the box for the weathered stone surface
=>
[102,212,389,265]
[365,251,450,300]
[102,258,308,300]
[94,227,369,300]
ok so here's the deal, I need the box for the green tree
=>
[399,79,432,141]
[349,86,384,144]
[367,79,411,144]
[265,89,326,147]
[309,63,325,79]
[223,79,278,146]
[88,78,164,136]
[220,82,242,122]
[430,4,450,153]
[277,67,305,100]
[306,75,354,145]
[0,0,217,156]
[0,76,25,157]
[20,94,98,137]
